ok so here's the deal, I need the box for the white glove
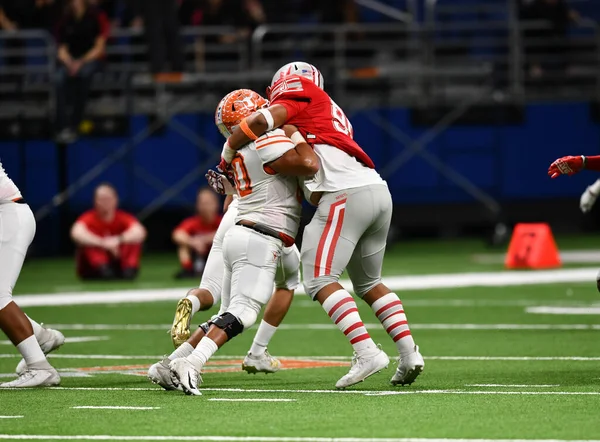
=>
[580,179,600,213]
[205,169,235,195]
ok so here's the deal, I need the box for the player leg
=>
[302,189,389,389]
[169,203,237,347]
[76,246,114,280]
[243,245,300,374]
[170,226,281,395]
[118,242,142,280]
[345,185,423,386]
[0,203,61,388]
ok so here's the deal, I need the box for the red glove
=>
[548,155,585,179]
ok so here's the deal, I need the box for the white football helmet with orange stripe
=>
[215,89,268,139]
[271,62,324,90]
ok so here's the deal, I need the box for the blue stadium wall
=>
[2,101,599,254]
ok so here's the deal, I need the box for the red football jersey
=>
[174,215,222,236]
[77,209,137,237]
[269,75,375,169]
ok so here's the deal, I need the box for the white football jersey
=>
[301,144,385,197]
[0,160,22,202]
[231,128,301,239]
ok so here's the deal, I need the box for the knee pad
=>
[303,274,338,300]
[227,296,260,330]
[352,278,382,299]
[211,312,244,340]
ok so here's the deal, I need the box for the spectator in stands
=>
[55,0,109,143]
[71,183,146,280]
[520,0,580,79]
[172,187,221,279]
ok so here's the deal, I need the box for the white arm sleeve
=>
[255,129,295,165]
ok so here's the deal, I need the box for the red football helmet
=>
[215,89,268,138]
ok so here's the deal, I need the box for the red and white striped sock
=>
[322,289,376,353]
[371,293,415,357]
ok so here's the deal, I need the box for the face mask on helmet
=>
[271,62,324,90]
[215,89,268,139]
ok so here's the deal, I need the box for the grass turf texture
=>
[1,238,600,440]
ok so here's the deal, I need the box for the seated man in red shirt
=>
[71,183,147,280]
[172,188,222,279]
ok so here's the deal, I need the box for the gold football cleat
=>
[170,298,193,348]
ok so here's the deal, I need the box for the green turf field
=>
[1,238,600,441]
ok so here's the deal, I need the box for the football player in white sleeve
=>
[0,161,65,388]
[168,89,319,395]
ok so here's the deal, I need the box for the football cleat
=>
[0,367,60,388]
[170,298,193,348]
[169,358,202,396]
[242,349,281,374]
[390,345,425,386]
[148,357,182,391]
[335,346,389,389]
[16,326,65,375]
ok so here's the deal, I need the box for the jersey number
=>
[330,99,353,138]
[231,155,252,197]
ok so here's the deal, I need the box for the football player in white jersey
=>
[220,62,424,389]
[0,161,65,388]
[168,89,319,395]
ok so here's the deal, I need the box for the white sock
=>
[168,342,194,361]
[17,335,47,366]
[186,295,201,316]
[26,315,45,341]
[249,320,277,355]
[322,289,376,354]
[187,337,218,370]
[371,293,416,358]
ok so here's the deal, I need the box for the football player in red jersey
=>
[218,62,424,388]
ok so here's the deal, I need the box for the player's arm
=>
[226,105,288,151]
[70,222,105,248]
[120,221,146,244]
[549,155,600,178]
[172,225,193,247]
[267,126,319,176]
[223,195,234,212]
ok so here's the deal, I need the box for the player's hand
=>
[548,155,585,178]
[580,185,599,213]
[215,162,236,189]
[103,236,121,256]
[206,169,226,195]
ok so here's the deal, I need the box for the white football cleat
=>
[335,346,389,389]
[16,326,65,375]
[169,358,202,396]
[242,349,281,374]
[390,345,425,386]
[148,358,182,391]
[0,367,60,388]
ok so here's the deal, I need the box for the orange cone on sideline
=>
[505,223,561,269]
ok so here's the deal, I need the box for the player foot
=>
[335,346,389,389]
[0,366,60,388]
[390,345,424,386]
[148,357,182,391]
[16,326,65,375]
[169,358,202,396]
[242,349,281,374]
[170,298,193,348]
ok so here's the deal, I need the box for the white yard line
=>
[0,416,23,419]
[1,437,600,442]
[4,386,600,397]
[526,307,600,315]
[31,323,600,332]
[71,406,160,410]
[12,267,600,307]
[2,354,600,362]
[0,336,109,346]
[465,384,560,388]
[208,399,296,402]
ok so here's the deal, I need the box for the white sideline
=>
[526,307,600,315]
[208,399,296,402]
[0,336,109,346]
[1,437,600,442]
[0,417,23,419]
[465,384,560,388]
[12,267,600,307]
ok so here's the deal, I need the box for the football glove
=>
[548,155,585,178]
